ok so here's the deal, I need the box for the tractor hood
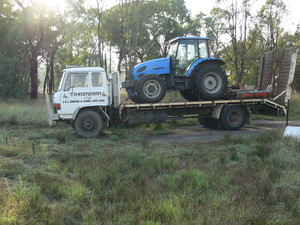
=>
[132,58,171,80]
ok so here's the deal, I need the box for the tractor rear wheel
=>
[135,74,166,103]
[180,90,199,101]
[193,64,227,100]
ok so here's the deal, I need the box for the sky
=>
[44,0,300,33]
[185,0,300,33]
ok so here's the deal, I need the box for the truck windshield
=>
[64,72,89,91]
[57,71,65,92]
[167,42,178,58]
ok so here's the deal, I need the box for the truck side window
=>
[92,72,103,87]
[64,73,88,91]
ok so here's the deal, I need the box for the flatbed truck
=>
[46,47,297,138]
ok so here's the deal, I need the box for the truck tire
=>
[180,90,199,101]
[135,74,166,103]
[219,106,247,130]
[199,117,219,128]
[74,110,103,138]
[193,64,227,100]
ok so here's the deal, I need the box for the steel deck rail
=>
[120,98,287,114]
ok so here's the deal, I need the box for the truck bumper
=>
[45,94,59,125]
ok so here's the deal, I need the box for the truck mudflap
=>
[45,94,59,125]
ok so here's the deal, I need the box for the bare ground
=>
[145,120,300,142]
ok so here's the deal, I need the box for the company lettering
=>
[71,92,104,97]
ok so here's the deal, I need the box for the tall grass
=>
[0,94,300,224]
[0,98,48,126]
[289,93,300,120]
[0,124,300,224]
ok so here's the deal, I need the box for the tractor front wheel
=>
[135,74,166,103]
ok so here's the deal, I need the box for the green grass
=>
[0,98,48,126]
[288,93,300,120]
[0,94,300,224]
[0,124,300,224]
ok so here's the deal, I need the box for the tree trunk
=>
[30,52,38,99]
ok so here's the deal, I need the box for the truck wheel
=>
[199,117,219,128]
[193,64,227,100]
[74,110,103,138]
[180,90,199,101]
[219,106,247,130]
[135,74,166,103]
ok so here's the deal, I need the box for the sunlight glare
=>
[40,0,67,11]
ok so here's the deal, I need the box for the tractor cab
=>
[167,37,210,76]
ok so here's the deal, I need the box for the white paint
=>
[283,126,300,140]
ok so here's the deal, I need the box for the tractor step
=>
[174,77,190,90]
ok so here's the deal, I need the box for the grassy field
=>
[0,95,299,224]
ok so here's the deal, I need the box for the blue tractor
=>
[123,37,228,103]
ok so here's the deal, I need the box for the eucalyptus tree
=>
[15,0,46,99]
[42,11,68,94]
[102,0,192,74]
[0,0,28,98]
[208,0,258,85]
[258,0,288,52]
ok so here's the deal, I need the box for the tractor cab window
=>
[64,72,89,91]
[176,40,198,76]
[198,40,209,58]
[167,42,178,58]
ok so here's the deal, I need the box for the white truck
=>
[46,48,297,138]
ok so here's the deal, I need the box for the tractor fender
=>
[186,58,225,77]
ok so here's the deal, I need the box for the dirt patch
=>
[144,120,300,142]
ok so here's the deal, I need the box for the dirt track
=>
[145,120,300,142]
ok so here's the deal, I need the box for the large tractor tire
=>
[219,106,247,130]
[193,64,227,100]
[74,110,104,138]
[135,74,167,103]
[180,90,199,101]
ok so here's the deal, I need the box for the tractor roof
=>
[169,37,210,44]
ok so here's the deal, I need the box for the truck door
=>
[90,71,109,105]
[60,71,91,115]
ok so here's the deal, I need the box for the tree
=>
[258,0,288,52]
[42,11,67,95]
[0,0,28,98]
[102,0,192,75]
[212,0,257,85]
[15,0,46,99]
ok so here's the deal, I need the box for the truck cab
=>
[51,67,120,121]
